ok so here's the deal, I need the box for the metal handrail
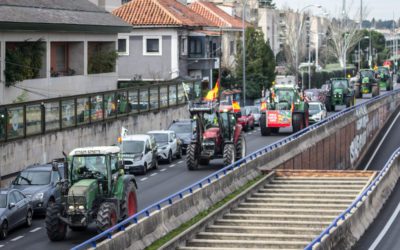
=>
[72,89,400,250]
[304,147,400,250]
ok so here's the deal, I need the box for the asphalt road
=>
[0,92,382,250]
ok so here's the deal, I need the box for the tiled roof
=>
[112,0,214,27]
[189,1,244,29]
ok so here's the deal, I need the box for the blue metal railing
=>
[304,147,400,250]
[72,89,400,250]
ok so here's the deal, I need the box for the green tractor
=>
[325,78,355,111]
[375,66,393,91]
[354,69,380,98]
[260,83,309,136]
[46,146,138,241]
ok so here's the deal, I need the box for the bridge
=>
[1,86,400,250]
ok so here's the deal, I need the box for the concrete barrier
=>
[0,104,188,185]
[83,90,400,250]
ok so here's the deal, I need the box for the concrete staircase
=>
[177,172,373,250]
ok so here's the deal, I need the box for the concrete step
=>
[252,192,357,199]
[259,187,361,194]
[186,239,308,249]
[246,197,355,204]
[223,213,336,222]
[178,247,291,250]
[238,202,349,210]
[231,207,342,216]
[274,176,370,181]
[205,225,323,235]
[196,232,316,242]
[271,179,368,185]
[265,183,366,190]
[214,219,331,228]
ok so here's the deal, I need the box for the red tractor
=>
[186,102,246,170]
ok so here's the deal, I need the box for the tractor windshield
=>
[332,80,348,89]
[377,67,389,74]
[360,70,374,79]
[71,155,108,181]
[275,89,294,103]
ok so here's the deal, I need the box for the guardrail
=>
[304,147,400,250]
[0,81,201,143]
[72,89,400,250]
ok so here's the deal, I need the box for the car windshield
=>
[0,195,6,208]
[151,133,168,143]
[169,123,192,134]
[14,171,51,185]
[71,155,107,181]
[360,70,374,78]
[309,104,322,111]
[332,80,348,89]
[122,141,144,154]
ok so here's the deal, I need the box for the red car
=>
[236,107,255,132]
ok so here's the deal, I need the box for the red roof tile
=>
[189,1,244,29]
[112,0,214,27]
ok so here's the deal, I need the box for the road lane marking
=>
[364,110,400,170]
[0,245,4,248]
[30,227,41,233]
[368,199,400,250]
[150,173,158,177]
[140,177,148,181]
[248,132,252,135]
[160,168,166,172]
[169,164,176,168]
[178,161,183,164]
[11,236,23,241]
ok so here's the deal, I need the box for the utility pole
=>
[242,1,247,106]
[358,0,362,71]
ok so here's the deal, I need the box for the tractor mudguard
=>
[114,175,136,200]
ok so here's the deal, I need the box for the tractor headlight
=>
[78,205,85,210]
[69,205,74,211]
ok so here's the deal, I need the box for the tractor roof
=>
[69,146,120,156]
[273,83,297,89]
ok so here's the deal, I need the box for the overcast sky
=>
[273,0,399,21]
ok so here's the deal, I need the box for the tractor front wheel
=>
[292,113,304,133]
[187,144,199,170]
[120,181,138,220]
[46,204,67,241]
[260,114,271,136]
[372,85,379,97]
[223,144,236,166]
[236,133,246,160]
[96,202,118,232]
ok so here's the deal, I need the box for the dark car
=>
[11,164,64,214]
[0,188,33,239]
[168,119,195,154]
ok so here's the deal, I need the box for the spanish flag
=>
[204,80,220,101]
[232,100,241,113]
[260,101,267,111]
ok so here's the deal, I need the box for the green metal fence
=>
[0,81,202,143]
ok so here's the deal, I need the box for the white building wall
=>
[0,32,119,104]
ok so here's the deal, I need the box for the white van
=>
[121,134,158,175]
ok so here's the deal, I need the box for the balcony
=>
[88,42,117,74]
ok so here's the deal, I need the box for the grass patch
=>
[146,174,264,250]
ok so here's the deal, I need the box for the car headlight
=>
[33,192,44,201]
[133,155,142,161]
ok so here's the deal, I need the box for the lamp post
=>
[294,4,322,90]
[242,0,248,106]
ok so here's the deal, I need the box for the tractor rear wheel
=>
[372,85,379,97]
[96,202,118,232]
[236,133,246,160]
[223,144,236,166]
[187,144,199,170]
[292,113,304,133]
[260,114,271,136]
[354,85,362,98]
[120,181,137,220]
[46,204,67,241]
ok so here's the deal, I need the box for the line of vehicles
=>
[0,68,394,243]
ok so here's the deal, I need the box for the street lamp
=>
[242,0,248,106]
[294,4,322,90]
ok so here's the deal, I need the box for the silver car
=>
[244,106,261,126]
[0,189,33,239]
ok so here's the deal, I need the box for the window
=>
[14,191,25,202]
[118,37,129,55]
[111,155,118,174]
[189,37,202,55]
[52,171,61,183]
[143,36,162,55]
[181,37,187,55]
[8,192,17,204]
[230,41,235,55]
